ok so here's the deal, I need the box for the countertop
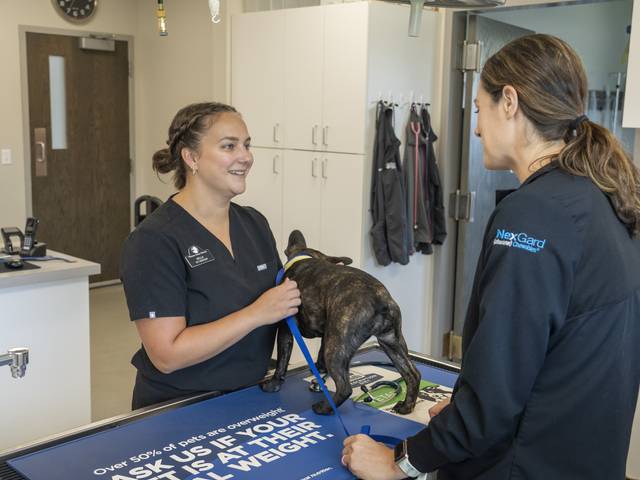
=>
[0,250,100,289]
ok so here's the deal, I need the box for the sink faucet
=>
[0,348,29,378]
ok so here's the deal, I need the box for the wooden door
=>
[234,147,284,259]
[26,32,130,283]
[320,153,364,267]
[231,10,285,148]
[282,150,321,251]
[322,2,368,154]
[284,6,324,150]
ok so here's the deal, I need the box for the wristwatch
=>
[394,440,422,478]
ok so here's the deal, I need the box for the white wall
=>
[132,0,238,203]
[483,0,633,89]
[362,3,444,353]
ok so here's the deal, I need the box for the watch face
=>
[53,0,97,22]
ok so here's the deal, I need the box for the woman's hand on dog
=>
[249,278,301,325]
[341,434,407,480]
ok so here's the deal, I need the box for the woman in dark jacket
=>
[342,34,640,480]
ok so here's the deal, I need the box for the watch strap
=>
[397,456,422,478]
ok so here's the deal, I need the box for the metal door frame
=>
[18,26,136,235]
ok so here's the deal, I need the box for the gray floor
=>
[89,284,139,422]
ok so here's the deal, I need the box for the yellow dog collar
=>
[283,254,313,272]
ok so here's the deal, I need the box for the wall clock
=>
[52,0,98,23]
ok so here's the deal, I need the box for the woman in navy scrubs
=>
[342,35,640,479]
[121,102,301,409]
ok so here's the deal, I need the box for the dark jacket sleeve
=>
[406,191,581,472]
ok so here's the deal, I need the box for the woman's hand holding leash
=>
[249,278,301,325]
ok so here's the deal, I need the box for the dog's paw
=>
[312,400,334,416]
[392,400,415,415]
[259,378,283,393]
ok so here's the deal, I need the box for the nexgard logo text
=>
[494,229,547,253]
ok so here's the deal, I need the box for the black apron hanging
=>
[420,104,446,250]
[370,101,409,266]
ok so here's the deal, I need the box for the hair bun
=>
[152,148,175,174]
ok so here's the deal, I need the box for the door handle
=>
[322,126,329,146]
[34,128,48,177]
[311,158,318,178]
[36,142,46,162]
[273,123,280,143]
[322,158,328,179]
[312,125,318,146]
[272,155,280,174]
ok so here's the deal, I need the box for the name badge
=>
[257,263,267,271]
[184,245,215,268]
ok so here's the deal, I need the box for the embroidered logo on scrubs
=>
[256,263,267,271]
[493,229,547,253]
[184,245,215,268]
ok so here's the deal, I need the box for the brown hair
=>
[481,34,640,237]
[152,102,238,189]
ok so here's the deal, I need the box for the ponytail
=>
[559,120,640,237]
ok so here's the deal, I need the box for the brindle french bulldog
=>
[260,230,420,415]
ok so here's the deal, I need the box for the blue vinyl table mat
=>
[9,352,457,480]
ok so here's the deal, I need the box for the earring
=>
[191,163,198,176]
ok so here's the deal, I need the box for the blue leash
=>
[275,264,401,446]
[276,265,350,436]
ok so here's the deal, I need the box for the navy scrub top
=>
[121,198,281,399]
[406,162,640,479]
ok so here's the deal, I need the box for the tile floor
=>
[89,284,139,421]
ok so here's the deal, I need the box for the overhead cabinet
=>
[232,2,368,154]
[231,10,285,148]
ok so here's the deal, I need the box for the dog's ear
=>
[325,256,352,266]
[285,230,307,258]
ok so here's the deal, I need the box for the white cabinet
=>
[235,147,284,257]
[623,0,639,128]
[282,151,364,265]
[237,149,363,266]
[232,3,367,154]
[0,253,99,451]
[283,8,324,151]
[231,11,284,148]
[282,151,323,249]
[319,153,365,265]
[320,2,368,154]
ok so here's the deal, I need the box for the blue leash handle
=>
[275,265,401,446]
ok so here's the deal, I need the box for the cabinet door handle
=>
[322,126,329,146]
[272,155,280,174]
[273,123,280,143]
[322,158,328,179]
[312,158,318,178]
[312,125,318,145]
